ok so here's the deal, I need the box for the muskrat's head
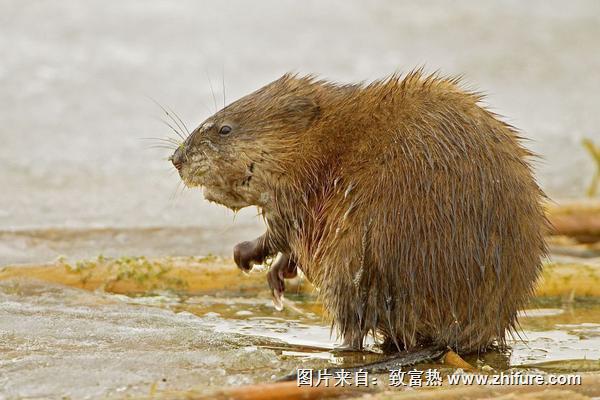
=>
[170,74,321,211]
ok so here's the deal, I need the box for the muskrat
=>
[170,70,548,353]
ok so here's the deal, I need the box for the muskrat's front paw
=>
[267,267,285,311]
[267,254,298,311]
[233,238,266,273]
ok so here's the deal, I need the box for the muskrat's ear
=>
[281,96,321,130]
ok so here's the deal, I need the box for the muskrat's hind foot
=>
[267,253,297,311]
[233,233,271,273]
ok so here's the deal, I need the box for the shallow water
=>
[0,280,305,399]
[1,278,598,399]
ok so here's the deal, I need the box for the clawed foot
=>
[233,233,299,311]
[267,253,298,311]
[233,234,270,273]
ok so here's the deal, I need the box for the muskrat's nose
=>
[169,147,184,170]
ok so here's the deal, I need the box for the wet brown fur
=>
[172,70,548,353]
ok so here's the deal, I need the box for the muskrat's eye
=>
[219,125,232,136]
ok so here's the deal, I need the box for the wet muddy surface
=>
[1,274,598,399]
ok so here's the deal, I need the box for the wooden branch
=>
[546,200,600,239]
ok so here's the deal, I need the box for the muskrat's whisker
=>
[147,145,178,151]
[170,179,190,204]
[140,143,176,151]
[221,66,226,109]
[141,137,180,147]
[140,137,181,146]
[206,70,218,112]
[147,146,176,150]
[162,140,181,148]
[148,97,187,141]
[168,180,182,203]
[161,116,187,141]
[155,117,186,142]
[177,180,187,197]
[166,105,191,136]
[146,142,178,149]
